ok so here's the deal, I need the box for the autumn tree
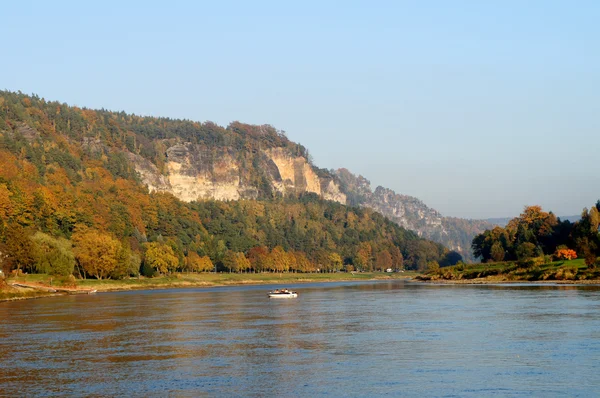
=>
[328,252,343,273]
[389,245,403,270]
[143,242,179,275]
[375,250,393,271]
[223,251,251,273]
[73,229,122,279]
[555,247,577,261]
[248,246,269,272]
[197,255,214,272]
[268,246,288,273]
[185,251,202,273]
[292,251,315,273]
[354,242,372,271]
[0,224,36,274]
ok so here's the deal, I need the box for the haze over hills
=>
[0,91,492,263]
[487,215,581,228]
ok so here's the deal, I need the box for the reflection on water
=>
[1,281,600,396]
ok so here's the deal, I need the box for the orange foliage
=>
[555,249,577,261]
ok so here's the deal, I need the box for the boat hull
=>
[268,293,298,298]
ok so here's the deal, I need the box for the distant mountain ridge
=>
[487,215,581,228]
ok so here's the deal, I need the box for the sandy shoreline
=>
[0,274,410,302]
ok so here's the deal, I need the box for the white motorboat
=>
[268,289,298,298]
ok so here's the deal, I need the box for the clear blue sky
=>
[2,1,599,219]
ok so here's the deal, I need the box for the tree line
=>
[472,203,600,265]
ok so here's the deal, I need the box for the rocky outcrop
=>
[265,148,346,203]
[128,142,345,204]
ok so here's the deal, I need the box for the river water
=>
[1,281,599,397]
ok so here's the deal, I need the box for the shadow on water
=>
[1,280,600,396]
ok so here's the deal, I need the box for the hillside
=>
[0,90,461,277]
[335,169,493,261]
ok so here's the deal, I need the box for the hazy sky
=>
[2,1,599,219]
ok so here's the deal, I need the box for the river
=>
[1,281,599,397]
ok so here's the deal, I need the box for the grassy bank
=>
[1,271,417,301]
[418,259,600,283]
[0,279,58,301]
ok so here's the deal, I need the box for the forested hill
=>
[0,91,461,277]
[0,91,491,261]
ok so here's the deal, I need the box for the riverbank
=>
[416,258,600,284]
[1,271,417,302]
[412,276,600,285]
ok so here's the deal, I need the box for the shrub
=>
[141,261,157,278]
[58,275,77,288]
[555,266,577,280]
[585,252,596,267]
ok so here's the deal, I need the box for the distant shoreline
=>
[411,278,600,285]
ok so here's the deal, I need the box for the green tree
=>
[490,242,505,262]
[31,232,75,276]
[516,242,536,260]
[426,260,440,273]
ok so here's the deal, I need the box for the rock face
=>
[128,142,346,204]
[265,148,346,203]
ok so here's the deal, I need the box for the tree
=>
[1,224,36,274]
[185,251,215,273]
[389,245,403,269]
[235,252,251,273]
[490,242,505,262]
[328,252,343,272]
[354,242,372,271]
[185,251,202,273]
[110,242,141,279]
[375,250,393,271]
[197,255,214,272]
[73,230,122,279]
[143,242,179,275]
[248,246,269,272]
[223,251,251,273]
[426,260,440,273]
[268,246,288,273]
[441,250,463,267]
[555,247,577,261]
[516,242,536,260]
[589,207,600,233]
[31,232,75,276]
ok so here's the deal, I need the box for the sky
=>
[2,1,599,219]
